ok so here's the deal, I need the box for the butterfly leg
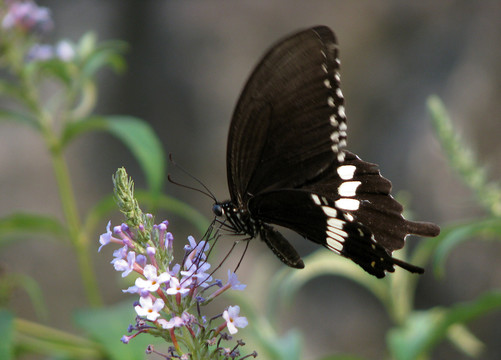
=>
[260,224,305,269]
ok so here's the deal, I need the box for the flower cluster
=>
[1,0,52,34]
[1,0,76,62]
[99,218,256,359]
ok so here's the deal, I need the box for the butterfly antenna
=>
[168,153,217,201]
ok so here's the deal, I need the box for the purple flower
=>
[113,250,136,277]
[2,1,53,34]
[98,221,113,252]
[26,43,53,61]
[181,261,212,287]
[226,270,246,291]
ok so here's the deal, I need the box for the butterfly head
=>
[212,202,224,217]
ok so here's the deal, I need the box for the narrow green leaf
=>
[30,58,75,86]
[81,46,127,79]
[267,250,388,322]
[62,116,165,195]
[433,218,501,277]
[0,310,15,360]
[77,32,97,59]
[318,355,367,360]
[0,213,68,246]
[0,109,39,130]
[388,291,501,360]
[74,302,155,360]
[2,273,49,321]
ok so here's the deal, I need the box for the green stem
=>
[49,144,102,306]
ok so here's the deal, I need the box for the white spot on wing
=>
[326,238,342,253]
[338,181,361,197]
[328,226,348,239]
[345,213,354,222]
[327,97,335,107]
[335,198,360,211]
[339,120,347,131]
[311,194,321,205]
[337,152,346,162]
[324,79,332,88]
[337,165,356,180]
[327,217,345,229]
[336,88,343,99]
[330,114,338,126]
[330,132,339,142]
[327,230,346,244]
[322,206,337,218]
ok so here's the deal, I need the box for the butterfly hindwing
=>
[248,189,420,278]
[227,26,347,205]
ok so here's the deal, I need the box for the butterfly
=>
[212,26,440,278]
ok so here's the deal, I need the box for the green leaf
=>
[267,250,388,321]
[317,355,367,360]
[0,310,14,360]
[0,213,68,246]
[77,32,97,59]
[272,329,303,360]
[74,302,154,360]
[81,44,127,79]
[76,32,126,77]
[1,273,49,321]
[387,290,501,360]
[0,109,39,130]
[28,58,76,86]
[62,115,165,195]
[433,218,501,277]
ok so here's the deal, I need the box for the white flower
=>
[55,40,75,61]
[166,276,190,296]
[222,305,248,335]
[157,316,185,329]
[134,296,164,321]
[135,264,170,292]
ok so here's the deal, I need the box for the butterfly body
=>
[213,26,440,278]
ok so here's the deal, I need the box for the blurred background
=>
[1,1,501,359]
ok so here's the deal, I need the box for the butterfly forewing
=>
[227,26,346,205]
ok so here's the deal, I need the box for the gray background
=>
[1,1,501,359]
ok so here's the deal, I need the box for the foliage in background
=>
[0,1,500,359]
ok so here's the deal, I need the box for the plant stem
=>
[49,144,102,306]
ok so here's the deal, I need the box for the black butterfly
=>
[212,26,440,278]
